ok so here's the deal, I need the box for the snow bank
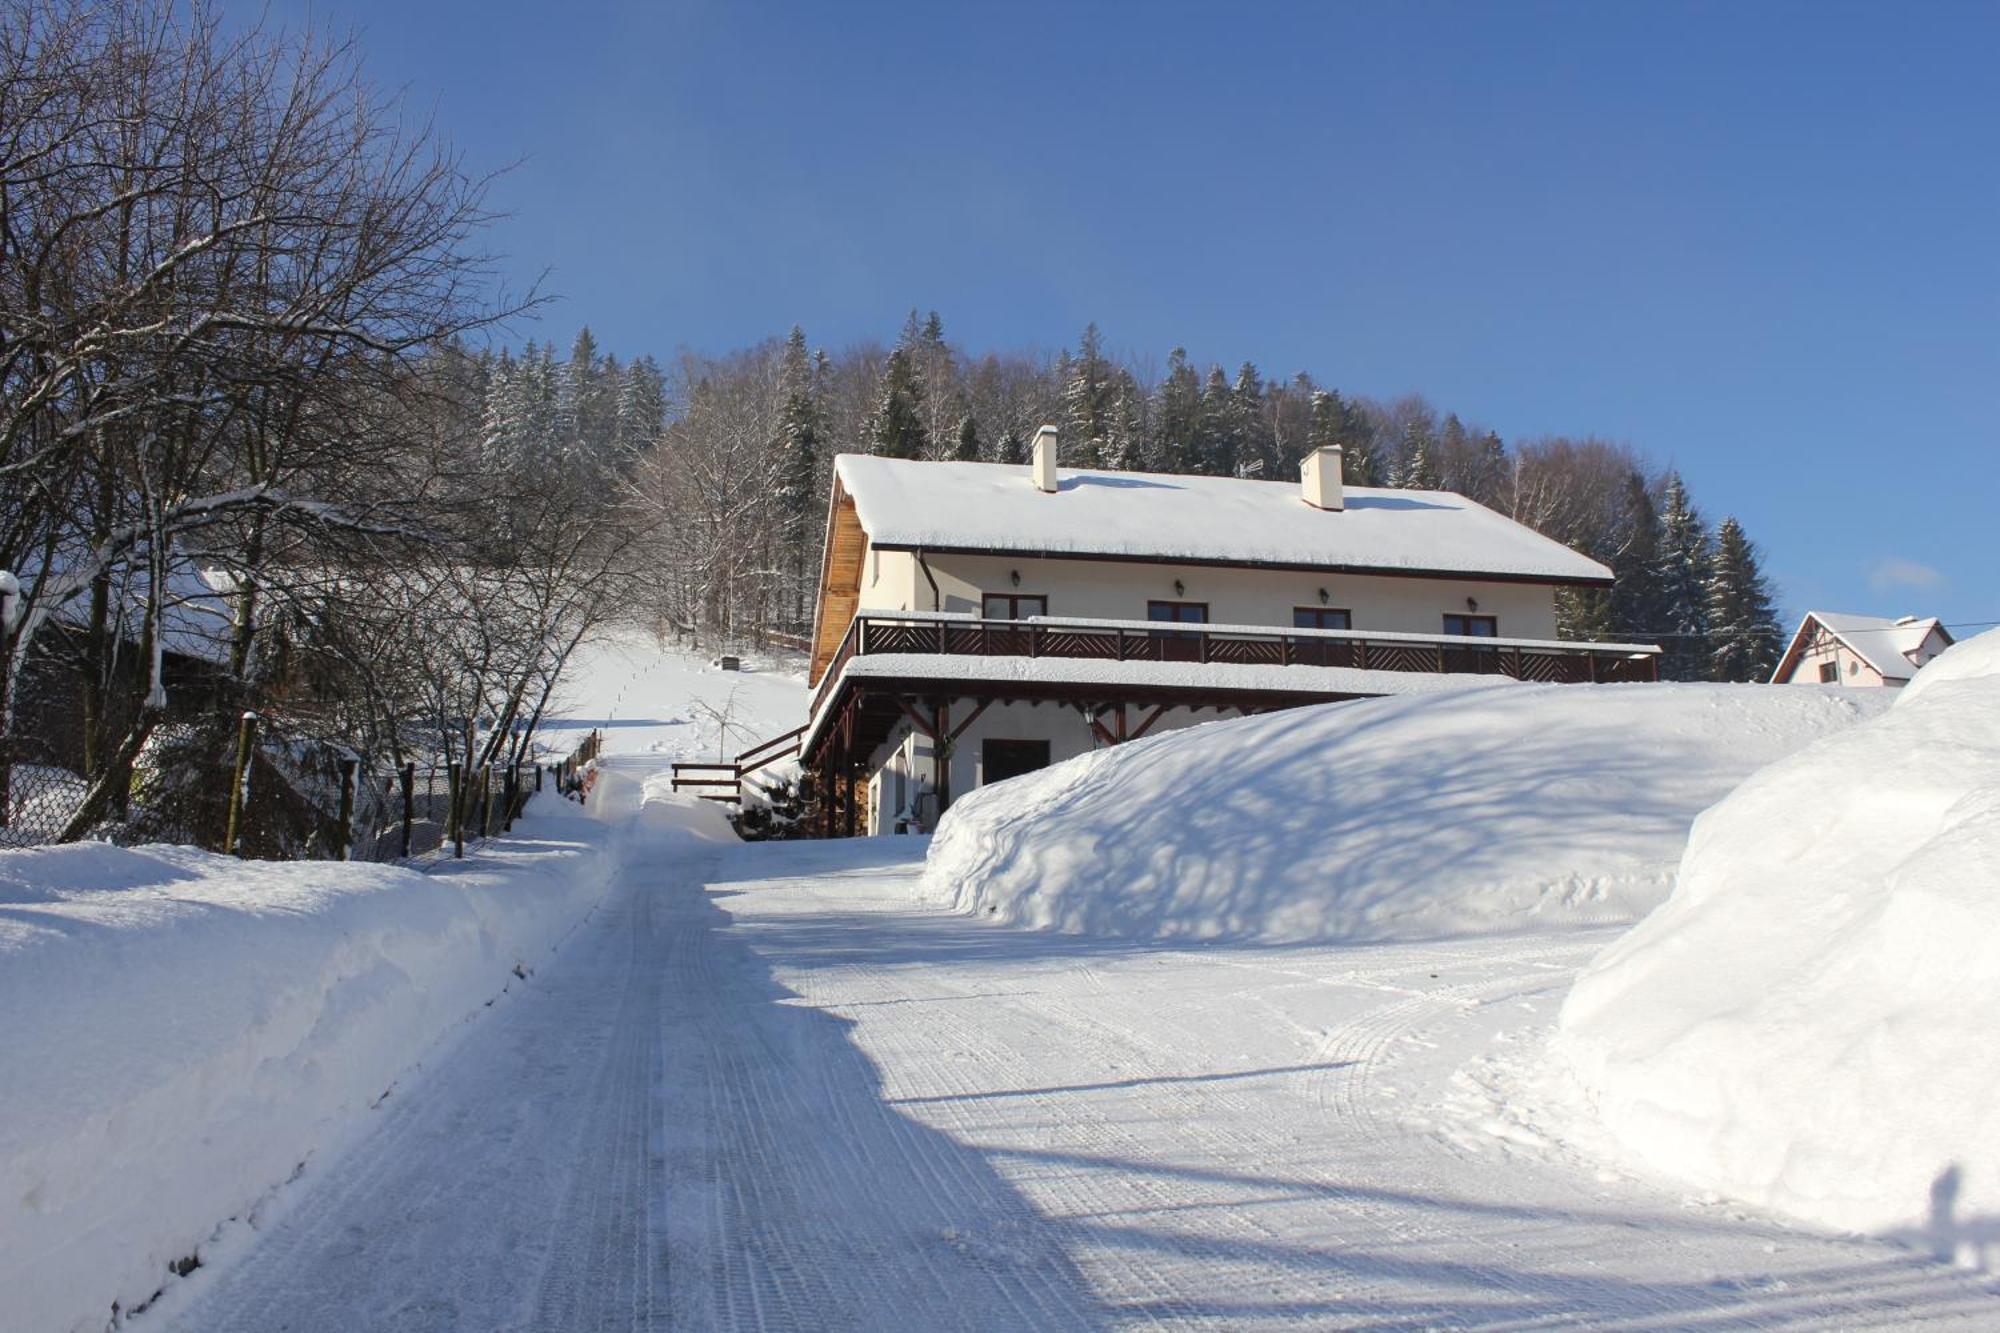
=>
[0,789,633,1332]
[1555,630,2000,1240]
[921,682,1882,944]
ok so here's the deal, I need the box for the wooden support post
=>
[934,696,952,815]
[400,762,416,859]
[502,764,518,832]
[223,711,259,857]
[1131,703,1172,740]
[480,767,496,838]
[841,712,858,839]
[333,757,358,861]
[447,762,464,858]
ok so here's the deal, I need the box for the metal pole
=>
[333,757,357,860]
[223,711,259,857]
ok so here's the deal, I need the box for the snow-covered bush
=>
[921,682,1882,944]
[1555,630,2000,1240]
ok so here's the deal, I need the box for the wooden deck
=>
[810,613,1659,721]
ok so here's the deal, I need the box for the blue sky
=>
[269,0,1996,630]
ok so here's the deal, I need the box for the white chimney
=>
[1301,446,1344,511]
[1031,424,1059,493]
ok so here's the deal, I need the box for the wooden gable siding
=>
[809,479,867,687]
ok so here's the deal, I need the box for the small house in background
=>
[1771,611,1954,688]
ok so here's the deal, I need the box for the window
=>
[1291,606,1354,666]
[1819,661,1840,683]
[981,593,1047,620]
[1148,600,1208,661]
[982,739,1051,785]
[1442,612,1500,674]
[1147,600,1208,626]
[1442,613,1498,638]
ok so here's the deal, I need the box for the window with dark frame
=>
[1292,607,1352,631]
[981,593,1047,620]
[1819,661,1840,683]
[1442,612,1501,674]
[1442,613,1498,638]
[1146,600,1208,627]
[1147,600,1208,661]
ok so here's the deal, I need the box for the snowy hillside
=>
[921,682,1885,944]
[537,629,807,763]
[1554,629,2000,1240]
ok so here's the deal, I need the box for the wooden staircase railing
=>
[669,723,809,804]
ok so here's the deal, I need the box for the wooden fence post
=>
[400,763,416,859]
[447,762,463,858]
[479,767,495,839]
[502,764,518,832]
[333,757,357,861]
[224,711,259,857]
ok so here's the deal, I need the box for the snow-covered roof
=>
[28,559,237,665]
[832,455,1612,585]
[1787,611,1951,683]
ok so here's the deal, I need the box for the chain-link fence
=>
[0,727,604,862]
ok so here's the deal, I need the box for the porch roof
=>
[798,651,1513,761]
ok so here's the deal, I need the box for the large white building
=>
[711,429,1660,835]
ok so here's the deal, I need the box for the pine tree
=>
[994,429,1027,466]
[1557,587,1617,643]
[952,410,982,462]
[1654,473,1712,680]
[1706,517,1785,683]
[615,356,666,458]
[775,327,821,522]
[1230,362,1275,479]
[1104,375,1148,471]
[1062,323,1113,468]
[1154,347,1204,473]
[1608,471,1666,640]
[1332,393,1382,486]
[870,348,929,459]
[771,327,823,629]
[1396,418,1441,489]
[1197,365,1237,476]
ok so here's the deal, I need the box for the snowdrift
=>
[0,788,645,1333]
[1556,630,2000,1239]
[921,682,1882,944]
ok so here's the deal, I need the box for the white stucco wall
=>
[1779,624,1950,688]
[863,698,1238,834]
[902,552,1561,640]
[1783,635,1888,687]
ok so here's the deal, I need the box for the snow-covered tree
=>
[870,348,929,460]
[1706,517,1784,683]
[1655,473,1713,681]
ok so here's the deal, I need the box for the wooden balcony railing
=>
[810,612,1660,719]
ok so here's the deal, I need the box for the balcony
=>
[811,611,1659,719]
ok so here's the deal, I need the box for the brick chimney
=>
[1031,424,1059,493]
[1301,445,1344,511]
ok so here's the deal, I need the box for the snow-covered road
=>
[159,792,2000,1330]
